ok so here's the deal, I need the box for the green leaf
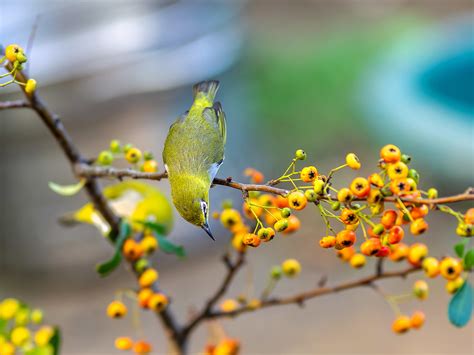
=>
[157,234,186,258]
[454,239,468,258]
[464,249,474,270]
[137,220,167,235]
[96,221,130,277]
[50,326,61,355]
[48,179,86,196]
[0,318,7,336]
[448,281,473,327]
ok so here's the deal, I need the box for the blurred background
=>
[1,0,473,354]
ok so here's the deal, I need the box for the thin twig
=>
[182,252,246,338]
[0,100,31,110]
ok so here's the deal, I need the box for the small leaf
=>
[25,345,53,355]
[448,281,473,327]
[464,249,474,270]
[156,234,186,258]
[0,319,7,336]
[454,239,468,258]
[48,179,86,196]
[96,221,130,277]
[137,220,167,235]
[50,326,61,355]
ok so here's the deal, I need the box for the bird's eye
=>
[200,201,208,217]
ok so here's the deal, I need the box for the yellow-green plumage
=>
[163,81,226,238]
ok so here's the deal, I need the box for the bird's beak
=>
[202,222,215,241]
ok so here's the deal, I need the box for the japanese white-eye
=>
[163,80,226,240]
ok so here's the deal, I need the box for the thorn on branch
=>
[317,275,328,288]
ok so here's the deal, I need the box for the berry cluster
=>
[1,44,36,94]
[97,139,159,173]
[0,298,57,355]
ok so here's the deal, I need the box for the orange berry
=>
[388,226,404,244]
[264,210,282,225]
[411,205,429,220]
[340,208,359,225]
[274,195,289,208]
[319,235,336,248]
[389,243,409,262]
[336,246,355,261]
[392,315,411,334]
[381,210,397,229]
[133,340,152,354]
[335,230,356,249]
[251,170,264,184]
[465,208,474,225]
[106,301,127,318]
[390,178,410,195]
[367,189,383,204]
[360,238,382,256]
[287,191,307,210]
[123,239,144,261]
[350,177,370,198]
[137,288,154,308]
[115,336,134,350]
[242,233,261,247]
[380,144,401,163]
[220,299,239,313]
[368,173,384,188]
[410,218,428,235]
[410,311,425,329]
[283,215,301,234]
[300,166,318,182]
[215,338,240,355]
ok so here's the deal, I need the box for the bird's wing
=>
[163,113,187,166]
[203,102,227,145]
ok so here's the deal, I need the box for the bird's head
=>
[170,176,214,240]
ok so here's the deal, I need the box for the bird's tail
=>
[193,80,220,102]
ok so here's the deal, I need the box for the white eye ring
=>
[200,201,208,216]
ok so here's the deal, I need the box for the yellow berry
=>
[0,342,15,355]
[410,218,429,235]
[422,257,439,278]
[445,277,465,294]
[30,309,43,324]
[148,293,169,312]
[387,162,409,180]
[408,243,428,266]
[115,336,134,350]
[340,208,358,225]
[350,177,370,198]
[350,253,366,268]
[142,159,158,173]
[125,147,142,164]
[300,166,318,182]
[345,153,361,170]
[11,326,30,346]
[439,257,462,280]
[313,180,325,194]
[137,288,154,308]
[337,188,353,203]
[220,299,239,313]
[281,259,301,277]
[336,246,355,261]
[34,326,54,347]
[380,144,401,164]
[287,190,307,210]
[139,268,159,288]
[107,301,127,318]
[295,149,306,160]
[220,209,242,229]
[257,227,275,242]
[5,44,24,62]
[140,235,158,254]
[274,219,289,232]
[25,78,37,94]
[0,298,20,320]
[231,233,247,252]
[413,280,429,300]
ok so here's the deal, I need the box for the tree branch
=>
[206,265,421,320]
[74,164,474,205]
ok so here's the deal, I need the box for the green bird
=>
[163,80,226,240]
